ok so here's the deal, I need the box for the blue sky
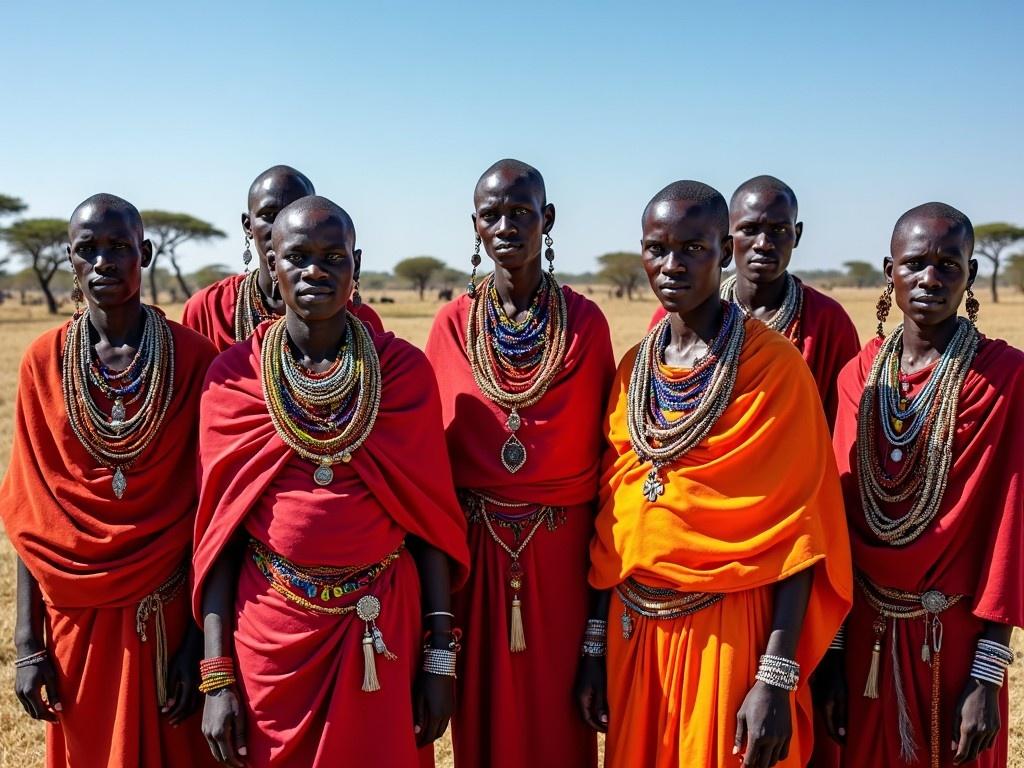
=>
[3,0,1022,276]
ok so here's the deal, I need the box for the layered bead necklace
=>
[721,272,803,342]
[466,271,568,473]
[856,318,979,545]
[261,314,381,487]
[62,306,175,498]
[627,302,745,502]
[234,269,275,341]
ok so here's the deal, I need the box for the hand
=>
[574,655,609,733]
[14,655,62,722]
[163,627,203,724]
[734,681,793,768]
[202,687,247,766]
[413,671,455,746]
[952,677,1000,764]
[810,649,847,744]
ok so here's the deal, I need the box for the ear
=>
[353,249,362,281]
[542,203,556,234]
[883,256,894,282]
[266,248,277,276]
[470,212,478,232]
[241,212,253,238]
[967,258,978,286]
[720,235,734,270]
[140,239,154,269]
[66,244,72,260]
[793,221,804,248]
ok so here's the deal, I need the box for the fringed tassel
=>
[509,596,526,653]
[864,628,883,699]
[154,600,169,707]
[890,622,919,763]
[361,630,381,692]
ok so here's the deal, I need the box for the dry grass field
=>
[0,286,1020,766]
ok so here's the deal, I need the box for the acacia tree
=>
[1,218,69,313]
[0,194,28,272]
[973,223,1024,304]
[597,251,645,300]
[843,260,883,289]
[394,256,446,300]
[141,210,226,302]
[1004,253,1024,294]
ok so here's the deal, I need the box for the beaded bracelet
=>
[971,639,1014,687]
[422,648,457,678]
[829,625,846,652]
[581,618,608,657]
[13,650,48,669]
[199,656,237,694]
[755,654,800,692]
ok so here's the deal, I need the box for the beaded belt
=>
[615,577,723,639]
[857,574,967,768]
[135,564,187,708]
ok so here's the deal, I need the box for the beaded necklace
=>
[627,302,745,502]
[234,269,275,341]
[261,314,381,487]
[855,319,979,545]
[61,306,176,498]
[465,271,568,473]
[721,272,803,342]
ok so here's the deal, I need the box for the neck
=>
[665,295,725,365]
[492,260,543,314]
[257,259,285,315]
[87,300,145,347]
[734,270,788,312]
[284,310,348,367]
[900,314,960,369]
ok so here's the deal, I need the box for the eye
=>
[326,253,345,263]
[773,225,788,234]
[740,227,756,236]
[284,252,304,264]
[687,243,704,252]
[261,212,277,224]
[647,244,664,256]
[513,207,530,216]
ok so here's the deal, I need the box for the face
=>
[270,209,361,323]
[642,200,733,315]
[729,189,802,283]
[885,217,977,329]
[472,172,555,271]
[242,173,315,262]
[67,206,152,310]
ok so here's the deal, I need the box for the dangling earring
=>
[965,287,980,326]
[271,276,282,302]
[467,235,482,297]
[544,234,555,275]
[875,281,893,338]
[352,279,362,308]
[242,236,252,271]
[71,274,84,315]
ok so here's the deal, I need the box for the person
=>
[0,194,217,766]
[424,159,615,768]
[181,164,382,351]
[193,195,470,767]
[649,176,859,429]
[823,203,1023,768]
[586,180,852,768]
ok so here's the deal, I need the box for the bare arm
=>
[13,556,61,720]
[576,587,611,732]
[952,620,1013,764]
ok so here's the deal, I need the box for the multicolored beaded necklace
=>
[261,314,381,487]
[855,318,979,545]
[234,269,275,341]
[466,271,567,473]
[627,302,745,502]
[721,272,803,342]
[62,306,176,498]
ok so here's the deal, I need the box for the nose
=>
[662,250,687,274]
[94,249,116,272]
[918,265,942,288]
[753,232,772,250]
[496,215,516,237]
[303,259,329,281]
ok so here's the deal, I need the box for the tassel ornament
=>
[864,618,884,699]
[510,596,526,652]
[361,630,380,692]
[356,595,395,693]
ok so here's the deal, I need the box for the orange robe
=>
[590,320,853,768]
[181,272,384,352]
[192,323,470,768]
[0,317,218,768]
[424,287,616,768]
[833,337,1024,768]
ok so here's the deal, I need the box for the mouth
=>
[659,283,691,293]
[89,278,121,288]
[494,242,522,254]
[297,287,335,300]
[910,295,945,306]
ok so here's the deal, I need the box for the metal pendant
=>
[313,463,334,486]
[501,434,527,473]
[356,594,382,622]
[890,448,904,462]
[112,467,127,499]
[506,409,522,432]
[508,558,524,592]
[621,610,634,640]
[642,468,665,502]
[110,398,126,432]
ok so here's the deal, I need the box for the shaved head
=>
[644,181,729,235]
[892,202,974,254]
[474,158,547,204]
[248,165,314,210]
[272,195,355,249]
[730,175,798,217]
[69,193,144,240]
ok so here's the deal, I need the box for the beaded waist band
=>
[249,538,404,615]
[616,577,723,639]
[135,564,187,708]
[856,574,966,620]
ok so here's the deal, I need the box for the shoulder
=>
[432,294,471,327]
[377,331,432,376]
[973,337,1024,386]
[801,283,857,326]
[166,319,219,367]
[563,285,610,331]
[204,335,258,390]
[24,322,68,361]
[182,274,242,317]
[743,319,806,366]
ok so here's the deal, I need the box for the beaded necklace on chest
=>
[721,272,803,342]
[234,269,275,341]
[855,319,979,545]
[261,314,381,487]
[465,272,568,473]
[61,306,176,499]
[627,302,745,502]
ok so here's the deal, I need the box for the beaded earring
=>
[467,235,482,297]
[271,275,282,302]
[71,274,84,314]
[965,287,980,326]
[875,281,893,338]
[242,235,252,270]
[544,234,555,275]
[352,279,362,308]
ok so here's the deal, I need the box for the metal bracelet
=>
[13,650,48,669]
[829,625,846,651]
[422,647,457,678]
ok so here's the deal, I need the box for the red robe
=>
[192,323,470,768]
[649,281,859,429]
[181,272,384,352]
[833,336,1024,768]
[424,287,616,768]
[0,317,218,768]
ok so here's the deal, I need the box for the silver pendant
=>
[356,595,382,622]
[110,398,126,432]
[506,409,522,431]
[621,610,634,640]
[313,464,334,486]
[890,448,904,462]
[112,467,127,499]
[642,468,665,502]
[501,434,527,473]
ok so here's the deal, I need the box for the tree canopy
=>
[1,218,70,314]
[597,251,645,300]
[973,222,1024,303]
[843,260,884,289]
[141,210,227,303]
[0,194,27,217]
[394,256,446,300]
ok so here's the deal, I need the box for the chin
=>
[740,264,785,284]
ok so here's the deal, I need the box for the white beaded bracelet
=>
[970,638,1013,687]
[756,654,800,692]
[422,647,457,678]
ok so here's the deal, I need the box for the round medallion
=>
[356,594,382,622]
[920,590,948,614]
[506,410,522,432]
[313,464,334,486]
[501,434,527,473]
[890,448,904,462]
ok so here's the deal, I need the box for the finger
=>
[953,730,975,764]
[598,688,610,733]
[433,715,451,744]
[733,713,747,756]
[577,690,597,731]
[234,708,248,762]
[412,691,426,744]
[206,733,225,764]
[836,689,848,742]
[951,706,962,754]
[965,732,984,764]
[31,689,57,723]
[42,668,62,713]
[218,720,241,768]
[779,735,791,762]
[823,700,840,741]
[162,668,180,714]
[741,741,761,768]
[17,690,39,720]
[167,679,186,723]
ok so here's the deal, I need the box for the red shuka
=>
[0,318,218,768]
[181,272,384,352]
[192,323,470,768]
[424,286,616,768]
[833,336,1024,768]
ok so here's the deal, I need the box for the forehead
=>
[894,217,969,254]
[730,190,796,223]
[474,172,544,207]
[250,174,313,212]
[272,208,354,248]
[643,200,723,240]
[70,206,140,242]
